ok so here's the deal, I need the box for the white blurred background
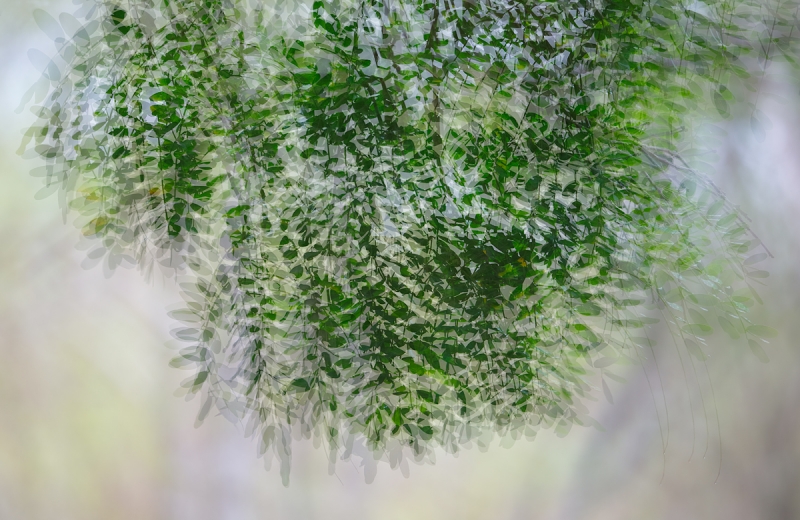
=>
[2,1,800,518]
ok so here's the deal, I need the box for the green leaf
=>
[684,339,708,361]
[743,253,768,265]
[150,91,172,102]
[225,205,250,217]
[747,339,770,363]
[111,9,127,25]
[576,303,601,316]
[602,378,614,404]
[747,325,778,339]
[714,91,729,117]
[683,324,713,337]
[291,378,310,390]
[194,371,208,386]
[594,357,616,368]
[717,316,740,340]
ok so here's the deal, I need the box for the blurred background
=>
[2,1,800,519]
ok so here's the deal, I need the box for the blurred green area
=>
[2,1,800,519]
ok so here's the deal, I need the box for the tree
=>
[21,0,793,483]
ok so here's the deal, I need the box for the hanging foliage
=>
[21,0,792,483]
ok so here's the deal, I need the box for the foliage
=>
[20,0,793,483]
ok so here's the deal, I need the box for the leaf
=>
[83,216,109,236]
[602,378,614,404]
[225,204,251,217]
[291,378,310,390]
[197,396,214,423]
[743,253,768,266]
[688,308,707,325]
[194,371,209,386]
[594,357,616,368]
[629,336,655,347]
[748,339,770,363]
[683,323,713,337]
[713,91,729,118]
[111,9,127,26]
[750,115,766,142]
[150,91,172,102]
[750,286,764,305]
[684,338,708,361]
[27,49,61,81]
[555,419,572,438]
[718,316,740,340]
[603,371,626,384]
[747,325,778,339]
[524,176,542,192]
[576,303,601,316]
[169,355,193,368]
[33,9,64,41]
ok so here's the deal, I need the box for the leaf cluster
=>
[20,0,792,483]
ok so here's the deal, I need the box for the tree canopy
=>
[21,0,793,483]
